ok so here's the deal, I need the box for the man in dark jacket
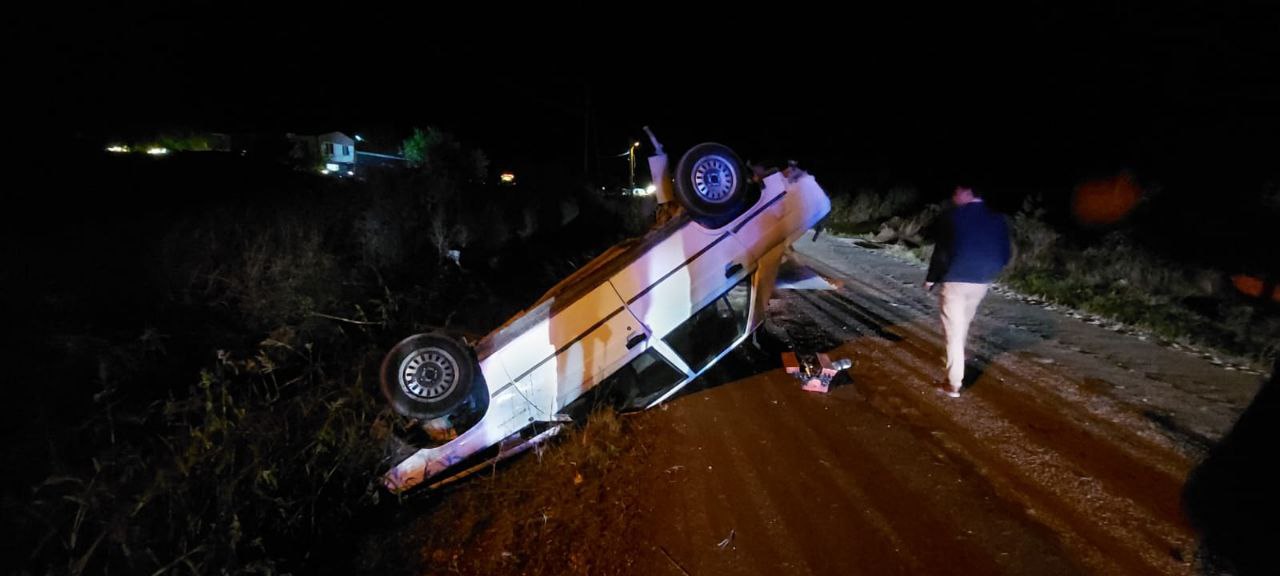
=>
[924,185,1011,397]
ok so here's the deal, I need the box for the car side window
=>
[561,348,685,417]
[607,348,687,411]
[662,275,752,373]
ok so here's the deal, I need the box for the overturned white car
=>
[381,132,831,492]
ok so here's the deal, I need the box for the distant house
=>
[287,131,357,174]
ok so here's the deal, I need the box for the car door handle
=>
[725,262,744,278]
[626,332,648,350]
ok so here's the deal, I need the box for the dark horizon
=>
[29,2,1280,199]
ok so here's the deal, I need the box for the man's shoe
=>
[934,381,962,398]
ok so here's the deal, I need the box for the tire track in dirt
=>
[848,343,1191,575]
[646,362,1084,575]
[773,258,1196,574]
[741,371,1051,576]
[806,256,1194,478]
[811,285,1190,487]
[786,291,1144,573]
[798,239,1258,449]
[720,375,932,576]
[662,395,795,574]
[654,379,918,575]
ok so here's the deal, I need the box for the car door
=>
[610,220,753,346]
[487,282,649,421]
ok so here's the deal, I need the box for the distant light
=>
[1072,173,1142,225]
[320,169,330,175]
[1232,274,1280,303]
[146,147,169,155]
[354,134,364,142]
[347,170,355,176]
[632,188,647,196]
[646,184,657,194]
[500,172,516,184]
[633,141,640,148]
[325,163,340,172]
[106,145,129,153]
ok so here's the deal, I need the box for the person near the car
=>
[923,184,1011,397]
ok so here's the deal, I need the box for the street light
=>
[617,141,644,189]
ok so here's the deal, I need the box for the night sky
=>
[25,2,1280,196]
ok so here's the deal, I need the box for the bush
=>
[1008,195,1061,274]
[1001,202,1277,364]
[827,185,921,233]
[16,333,389,575]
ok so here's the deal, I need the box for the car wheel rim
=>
[399,347,460,401]
[690,154,737,204]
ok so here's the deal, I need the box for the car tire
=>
[673,143,753,229]
[380,333,479,420]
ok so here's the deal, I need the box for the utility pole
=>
[629,141,640,188]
